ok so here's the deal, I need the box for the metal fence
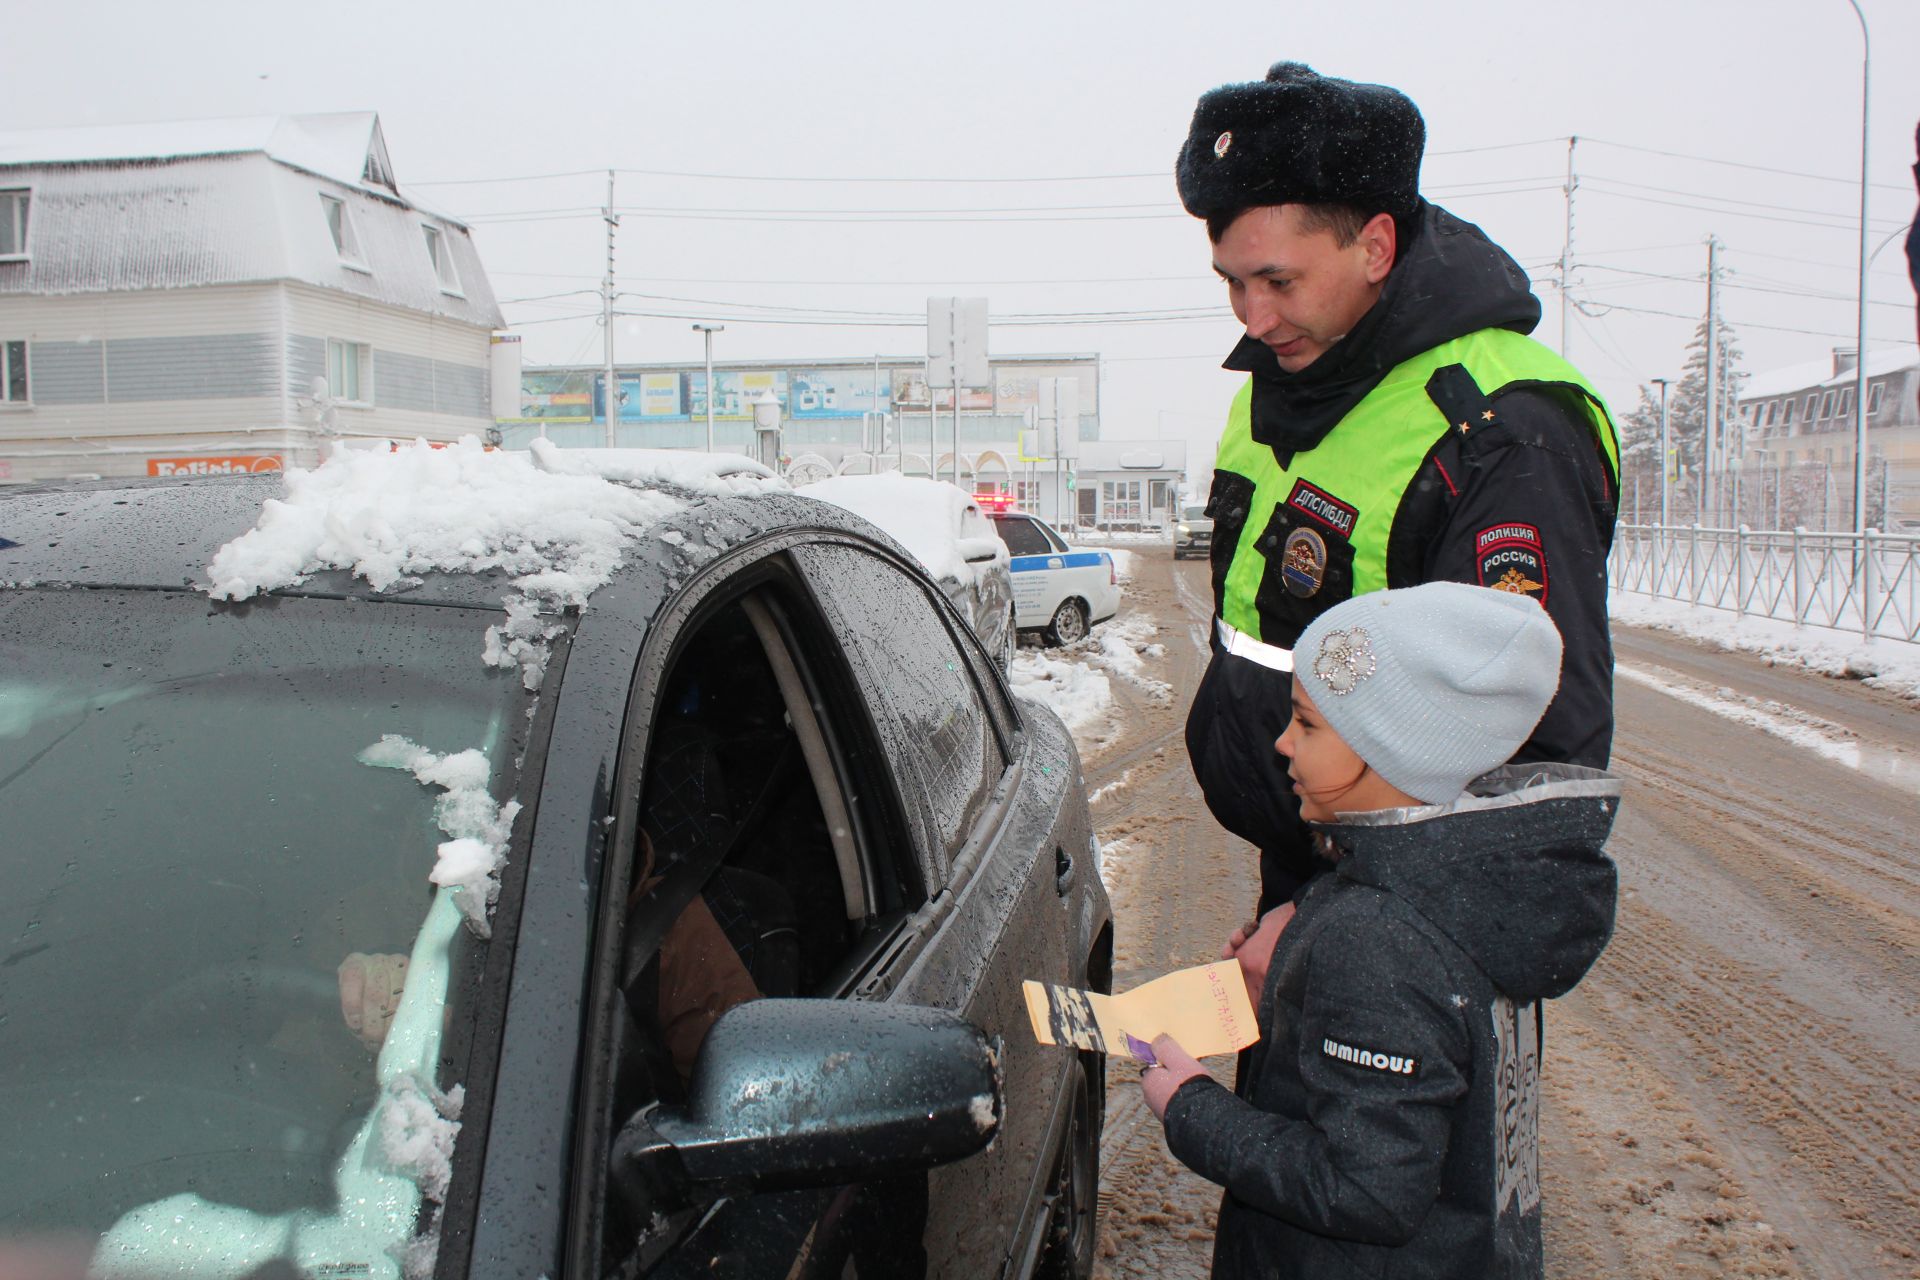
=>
[1609,524,1920,644]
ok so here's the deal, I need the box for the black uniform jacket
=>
[1163,765,1621,1280]
[1186,203,1619,905]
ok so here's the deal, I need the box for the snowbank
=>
[1009,648,1113,742]
[1610,590,1920,703]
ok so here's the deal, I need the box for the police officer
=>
[1179,63,1621,913]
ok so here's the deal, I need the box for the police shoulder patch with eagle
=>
[1474,522,1549,604]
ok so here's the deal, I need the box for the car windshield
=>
[1183,505,1208,521]
[0,587,528,1274]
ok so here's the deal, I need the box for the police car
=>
[984,500,1121,646]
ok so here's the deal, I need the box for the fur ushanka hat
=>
[1176,62,1425,228]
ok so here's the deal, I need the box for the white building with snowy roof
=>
[1736,345,1920,529]
[0,112,507,484]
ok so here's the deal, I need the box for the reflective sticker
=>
[1475,523,1549,604]
[1492,995,1542,1214]
[1281,526,1327,598]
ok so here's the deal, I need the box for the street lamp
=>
[692,323,724,452]
[1651,377,1671,527]
[1844,0,1869,535]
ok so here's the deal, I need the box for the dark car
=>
[0,464,1111,1280]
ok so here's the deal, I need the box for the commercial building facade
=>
[0,113,505,484]
[508,353,1189,529]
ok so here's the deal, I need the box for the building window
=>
[320,194,368,271]
[0,189,28,259]
[1803,393,1819,422]
[1837,387,1854,418]
[422,224,462,295]
[1781,398,1795,427]
[1868,382,1884,415]
[1819,390,1836,422]
[1,340,27,403]
[327,339,371,404]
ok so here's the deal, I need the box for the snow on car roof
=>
[203,437,788,687]
[800,472,1006,583]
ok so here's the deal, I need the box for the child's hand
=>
[1139,1034,1209,1119]
[1222,902,1295,1006]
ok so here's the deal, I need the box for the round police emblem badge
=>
[1213,131,1233,158]
[1281,527,1327,598]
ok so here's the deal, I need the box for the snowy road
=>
[1017,543,1920,1280]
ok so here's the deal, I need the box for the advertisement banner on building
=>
[789,367,889,419]
[995,364,1098,415]
[519,371,595,421]
[639,372,683,418]
[892,369,990,412]
[147,455,283,478]
[690,370,790,420]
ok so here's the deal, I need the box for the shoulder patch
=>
[1283,478,1359,538]
[1475,523,1548,604]
[1321,1036,1419,1077]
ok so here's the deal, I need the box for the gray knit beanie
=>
[1292,582,1564,805]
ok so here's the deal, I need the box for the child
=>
[1140,581,1620,1279]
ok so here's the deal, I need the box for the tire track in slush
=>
[1541,647,1920,1279]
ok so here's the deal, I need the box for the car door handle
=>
[1047,557,1063,569]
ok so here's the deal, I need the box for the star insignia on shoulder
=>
[1481,409,1497,422]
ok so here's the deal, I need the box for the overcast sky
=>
[7,0,1917,473]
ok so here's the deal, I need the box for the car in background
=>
[801,473,1017,670]
[0,445,1110,1280]
[986,505,1121,647]
[1173,503,1214,559]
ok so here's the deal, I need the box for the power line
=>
[1582,135,1911,195]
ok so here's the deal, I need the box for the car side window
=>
[587,582,925,1276]
[994,515,1052,557]
[792,542,1005,879]
[1039,520,1070,553]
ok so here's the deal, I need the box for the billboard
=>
[639,372,682,418]
[690,370,790,420]
[519,371,595,421]
[893,369,990,412]
[789,367,889,419]
[995,364,1098,415]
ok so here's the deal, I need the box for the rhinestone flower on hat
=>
[1313,626,1376,696]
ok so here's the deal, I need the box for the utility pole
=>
[1559,136,1578,357]
[600,171,621,448]
[1703,236,1722,524]
[1651,377,1671,526]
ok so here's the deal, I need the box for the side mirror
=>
[612,1000,1000,1204]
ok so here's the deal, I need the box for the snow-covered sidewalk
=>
[1610,590,1920,703]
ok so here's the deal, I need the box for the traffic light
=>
[1065,472,1076,492]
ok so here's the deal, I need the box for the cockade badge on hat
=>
[1313,626,1376,695]
[1213,131,1233,158]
